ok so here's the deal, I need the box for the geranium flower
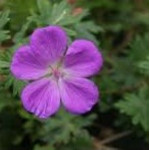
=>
[11,26,103,118]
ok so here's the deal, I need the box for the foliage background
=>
[0,0,149,150]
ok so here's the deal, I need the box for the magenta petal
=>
[64,40,103,77]
[30,26,67,64]
[21,78,60,118]
[59,77,99,114]
[11,45,48,80]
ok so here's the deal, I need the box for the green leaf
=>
[13,18,32,43]
[39,109,96,144]
[75,21,103,44]
[138,56,149,76]
[64,28,77,36]
[5,75,26,96]
[37,0,52,15]
[50,1,69,24]
[28,0,100,44]
[5,0,37,30]
[130,34,149,62]
[0,84,20,111]
[61,133,93,150]
[0,10,10,29]
[0,49,12,73]
[34,144,55,150]
[115,87,149,132]
[0,60,10,68]
[0,10,10,43]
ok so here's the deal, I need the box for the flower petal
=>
[59,77,99,114]
[30,26,67,64]
[11,45,48,80]
[64,40,103,77]
[21,78,60,118]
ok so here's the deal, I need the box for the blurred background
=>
[0,0,149,150]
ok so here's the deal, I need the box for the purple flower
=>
[11,26,103,118]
